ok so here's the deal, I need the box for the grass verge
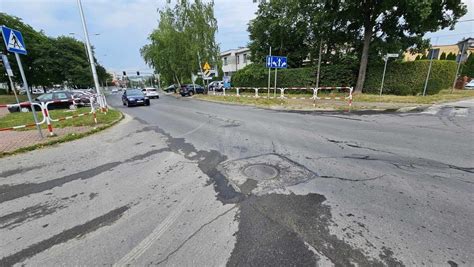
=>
[196,89,474,110]
[354,89,474,104]
[0,109,123,158]
[0,107,120,129]
[0,95,37,104]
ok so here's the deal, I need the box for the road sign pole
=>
[7,74,19,105]
[274,67,277,97]
[379,57,388,96]
[423,48,436,96]
[451,42,467,93]
[267,47,271,98]
[15,53,43,138]
[77,0,105,109]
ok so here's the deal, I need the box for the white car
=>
[465,80,474,90]
[142,87,160,99]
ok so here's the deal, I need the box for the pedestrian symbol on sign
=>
[1,26,28,55]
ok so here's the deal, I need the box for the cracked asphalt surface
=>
[0,94,473,266]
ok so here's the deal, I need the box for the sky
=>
[1,0,472,74]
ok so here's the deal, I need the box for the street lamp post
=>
[76,0,105,109]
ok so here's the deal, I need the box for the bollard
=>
[279,88,286,99]
[236,88,240,97]
[42,103,55,136]
[254,88,259,98]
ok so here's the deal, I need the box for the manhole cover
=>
[242,164,279,180]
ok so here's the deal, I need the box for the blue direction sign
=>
[1,26,27,55]
[266,55,287,69]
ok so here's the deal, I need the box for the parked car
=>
[465,80,474,90]
[122,89,150,107]
[142,87,160,99]
[8,91,76,113]
[180,84,206,97]
[72,91,93,107]
[164,84,178,93]
[208,81,224,92]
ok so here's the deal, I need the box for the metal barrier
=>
[0,96,99,135]
[224,86,353,107]
[0,102,46,131]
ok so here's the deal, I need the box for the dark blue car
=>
[122,89,150,107]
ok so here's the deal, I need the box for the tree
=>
[0,13,108,90]
[461,53,474,77]
[248,0,313,67]
[446,52,457,60]
[344,0,467,92]
[440,52,447,60]
[141,0,220,86]
[415,55,421,60]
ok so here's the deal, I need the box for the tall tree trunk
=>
[355,20,373,93]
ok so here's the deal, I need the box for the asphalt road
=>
[1,93,473,266]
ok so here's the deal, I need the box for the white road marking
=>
[114,194,196,266]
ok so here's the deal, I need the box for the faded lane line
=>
[113,191,199,266]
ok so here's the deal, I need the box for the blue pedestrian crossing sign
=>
[1,26,27,55]
[266,55,287,69]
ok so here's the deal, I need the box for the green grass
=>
[0,111,124,158]
[354,89,474,104]
[195,95,287,106]
[0,94,34,104]
[0,107,121,130]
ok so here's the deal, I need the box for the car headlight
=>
[144,97,149,100]
[129,98,135,101]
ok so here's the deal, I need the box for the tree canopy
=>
[141,0,219,85]
[248,0,467,92]
[0,13,110,89]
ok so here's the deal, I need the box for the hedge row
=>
[231,63,356,88]
[232,60,458,95]
[364,60,457,95]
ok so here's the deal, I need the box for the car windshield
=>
[36,93,53,101]
[126,90,143,96]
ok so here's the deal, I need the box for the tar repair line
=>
[113,190,200,266]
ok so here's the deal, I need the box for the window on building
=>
[224,57,227,66]
[428,48,440,60]
[243,54,247,63]
[236,55,240,65]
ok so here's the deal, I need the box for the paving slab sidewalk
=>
[0,126,93,153]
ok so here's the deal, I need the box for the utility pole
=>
[314,41,323,106]
[423,48,436,96]
[77,0,105,108]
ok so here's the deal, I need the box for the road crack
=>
[154,205,237,265]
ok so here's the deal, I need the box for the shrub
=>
[461,54,474,78]
[364,60,457,95]
[232,63,356,88]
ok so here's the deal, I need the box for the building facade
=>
[404,38,474,61]
[221,47,252,76]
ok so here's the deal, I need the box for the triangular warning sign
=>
[8,31,25,51]
[203,62,211,71]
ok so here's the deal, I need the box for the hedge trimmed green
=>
[364,60,457,95]
[232,60,457,95]
[232,63,356,88]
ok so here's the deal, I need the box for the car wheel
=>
[123,101,126,106]
[126,101,130,107]
[189,91,194,96]
[146,100,150,106]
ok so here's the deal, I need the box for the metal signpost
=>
[1,25,43,138]
[451,39,473,92]
[266,55,288,97]
[379,53,398,96]
[1,52,20,104]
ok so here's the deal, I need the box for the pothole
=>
[242,164,279,181]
